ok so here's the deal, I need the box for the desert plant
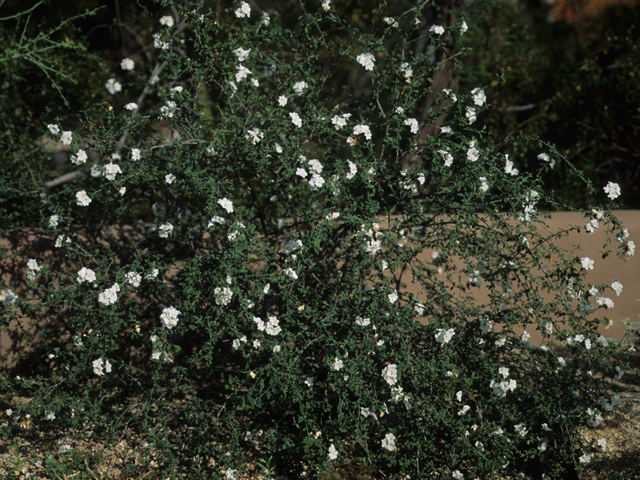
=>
[0,1,635,478]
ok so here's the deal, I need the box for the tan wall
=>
[2,212,638,372]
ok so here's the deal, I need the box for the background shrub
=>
[0,1,635,478]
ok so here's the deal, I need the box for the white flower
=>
[597,297,614,309]
[103,163,122,181]
[26,259,41,281]
[0,288,18,306]
[159,15,174,27]
[296,167,307,178]
[106,79,122,95]
[457,405,470,417]
[360,407,376,419]
[76,190,92,207]
[490,378,517,398]
[504,155,518,176]
[214,286,233,306]
[218,198,234,213]
[388,290,398,303]
[404,118,419,134]
[538,152,555,168]
[262,12,270,26]
[585,219,599,233]
[438,149,453,167]
[284,239,303,254]
[381,433,396,451]
[45,411,56,420]
[356,52,375,71]
[326,212,340,220]
[435,328,455,344]
[346,160,358,180]
[430,24,445,35]
[322,0,331,11]
[49,215,60,227]
[233,47,251,61]
[158,223,173,238]
[514,424,528,437]
[160,100,177,118]
[265,316,282,337]
[304,377,314,387]
[383,17,399,27]
[245,129,263,144]
[353,124,372,140]
[235,65,252,82]
[442,89,457,103]
[309,174,325,190]
[61,131,73,145]
[364,239,382,255]
[611,280,623,296]
[232,339,241,349]
[71,149,87,165]
[235,2,251,18]
[48,124,60,135]
[479,177,489,192]
[121,58,135,70]
[125,271,141,287]
[145,268,159,280]
[452,471,465,480]
[125,102,138,111]
[382,364,398,386]
[399,62,413,83]
[226,468,236,480]
[289,112,302,127]
[207,216,226,228]
[331,113,351,130]
[254,316,265,331]
[283,268,298,280]
[471,88,486,106]
[328,444,338,460]
[467,140,479,162]
[597,438,607,452]
[77,267,96,284]
[616,228,629,242]
[627,240,635,258]
[604,182,621,200]
[466,106,476,124]
[331,357,343,371]
[160,306,181,329]
[293,81,308,94]
[601,395,620,411]
[460,21,468,34]
[579,452,593,465]
[355,316,370,327]
[131,148,141,161]
[278,95,288,106]
[92,358,112,376]
[499,367,510,378]
[581,257,594,270]
[162,173,175,185]
[98,283,120,306]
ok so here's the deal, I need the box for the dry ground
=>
[1,383,639,480]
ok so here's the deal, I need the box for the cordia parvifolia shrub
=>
[0,1,636,478]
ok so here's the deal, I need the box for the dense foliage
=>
[0,0,636,478]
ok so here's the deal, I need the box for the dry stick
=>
[84,459,99,480]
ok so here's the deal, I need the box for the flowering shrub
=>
[0,1,635,479]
